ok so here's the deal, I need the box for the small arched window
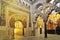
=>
[46,0,51,3]
[28,5,30,8]
[23,2,24,4]
[36,3,42,9]
[29,0,32,1]
[26,4,27,6]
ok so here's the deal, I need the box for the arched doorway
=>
[35,15,44,36]
[14,20,23,38]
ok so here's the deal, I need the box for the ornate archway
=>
[35,15,44,36]
[9,14,27,38]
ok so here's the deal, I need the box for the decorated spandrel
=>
[0,12,6,26]
[0,1,6,26]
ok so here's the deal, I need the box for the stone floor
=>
[0,30,60,40]
[13,34,60,40]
